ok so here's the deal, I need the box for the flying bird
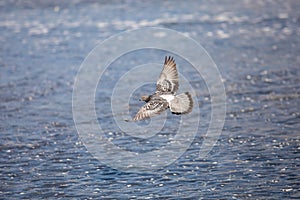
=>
[133,56,193,121]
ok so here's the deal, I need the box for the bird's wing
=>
[169,92,193,114]
[133,98,169,121]
[156,56,179,94]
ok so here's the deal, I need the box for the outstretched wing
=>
[169,92,193,114]
[156,56,179,94]
[133,98,169,121]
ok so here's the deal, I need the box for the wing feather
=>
[133,98,169,121]
[156,56,179,94]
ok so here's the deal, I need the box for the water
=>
[1,0,300,199]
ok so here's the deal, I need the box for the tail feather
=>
[169,92,193,114]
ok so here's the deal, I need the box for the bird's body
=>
[159,94,175,103]
[133,56,193,121]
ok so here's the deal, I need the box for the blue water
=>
[1,0,300,199]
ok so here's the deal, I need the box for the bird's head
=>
[140,95,151,102]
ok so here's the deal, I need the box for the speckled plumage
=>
[133,56,193,121]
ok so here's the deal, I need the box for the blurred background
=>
[1,0,299,199]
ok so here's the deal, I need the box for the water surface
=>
[1,0,299,199]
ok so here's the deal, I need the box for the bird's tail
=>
[169,92,193,114]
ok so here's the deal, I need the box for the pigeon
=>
[133,56,193,121]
